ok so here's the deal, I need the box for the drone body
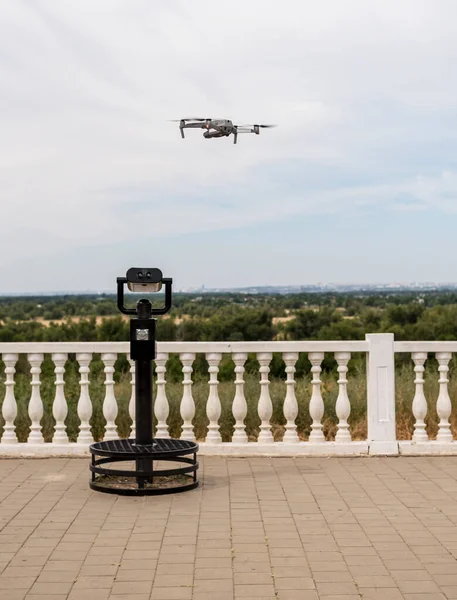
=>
[171,118,275,144]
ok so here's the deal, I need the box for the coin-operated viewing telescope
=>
[89,268,199,496]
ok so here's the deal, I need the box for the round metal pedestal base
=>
[89,438,199,496]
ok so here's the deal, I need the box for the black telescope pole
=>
[134,299,154,486]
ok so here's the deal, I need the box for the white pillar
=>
[232,353,248,443]
[257,352,273,443]
[102,353,118,441]
[128,357,136,439]
[28,353,44,443]
[180,353,195,441]
[412,352,428,442]
[76,353,93,444]
[52,353,69,443]
[206,353,222,443]
[1,353,18,443]
[436,352,453,443]
[155,353,169,438]
[335,352,351,442]
[366,333,397,455]
[309,352,325,443]
[282,352,299,443]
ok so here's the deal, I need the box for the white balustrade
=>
[257,352,273,443]
[206,353,222,443]
[102,353,118,441]
[155,353,169,438]
[232,353,248,443]
[52,353,68,443]
[412,352,428,442]
[335,352,351,443]
[180,353,195,441]
[1,353,18,443]
[309,352,325,443]
[76,353,93,444]
[128,358,136,439]
[1,337,457,457]
[282,352,299,443]
[436,352,452,443]
[28,353,44,443]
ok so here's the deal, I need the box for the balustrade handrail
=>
[0,340,369,354]
[395,341,457,352]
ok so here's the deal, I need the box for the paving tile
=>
[68,591,110,600]
[0,577,36,590]
[27,582,73,595]
[397,580,442,593]
[150,588,193,599]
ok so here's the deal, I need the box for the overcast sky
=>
[2,0,457,293]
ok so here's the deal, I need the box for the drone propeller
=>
[168,118,210,122]
[236,124,276,128]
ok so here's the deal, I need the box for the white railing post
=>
[206,353,222,443]
[366,333,397,455]
[412,352,428,442]
[335,351,351,442]
[180,353,195,441]
[257,352,273,443]
[52,353,69,444]
[1,353,18,443]
[309,352,325,443]
[436,352,453,443]
[28,353,44,443]
[282,352,299,443]
[102,353,118,441]
[128,357,136,439]
[76,353,93,444]
[232,353,248,443]
[155,353,169,438]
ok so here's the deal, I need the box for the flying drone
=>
[170,118,275,144]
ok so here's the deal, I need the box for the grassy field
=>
[1,357,457,443]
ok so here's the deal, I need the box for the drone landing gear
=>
[180,128,185,139]
[233,128,238,144]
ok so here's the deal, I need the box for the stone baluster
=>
[76,353,93,444]
[309,352,325,443]
[257,352,273,443]
[128,357,136,439]
[335,352,351,442]
[102,353,118,440]
[206,353,222,443]
[1,354,18,443]
[155,353,169,438]
[180,353,195,441]
[28,353,44,443]
[436,352,452,443]
[282,352,299,443]
[232,353,248,443]
[412,352,428,442]
[52,353,68,443]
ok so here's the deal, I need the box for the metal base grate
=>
[89,438,199,496]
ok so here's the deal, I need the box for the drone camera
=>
[126,267,163,293]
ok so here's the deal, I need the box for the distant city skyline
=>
[3,280,457,297]
[2,1,457,294]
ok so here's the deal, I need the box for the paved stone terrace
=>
[1,457,457,600]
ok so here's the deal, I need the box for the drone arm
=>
[181,122,208,129]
